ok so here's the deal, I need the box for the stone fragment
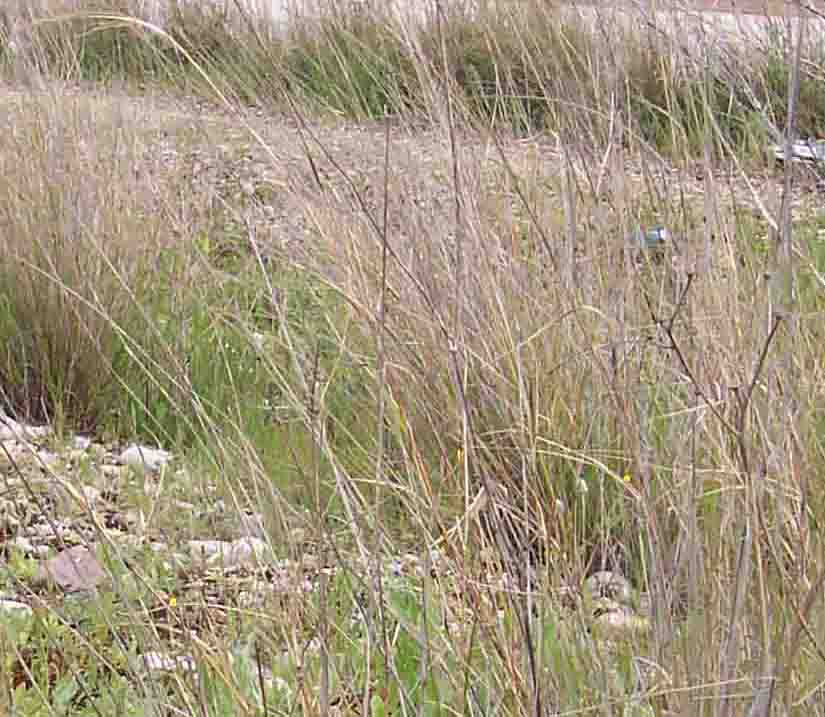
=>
[119,445,172,472]
[35,545,108,593]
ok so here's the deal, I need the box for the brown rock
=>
[35,545,108,593]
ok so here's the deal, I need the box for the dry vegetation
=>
[1,1,825,715]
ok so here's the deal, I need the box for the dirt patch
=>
[1,81,813,253]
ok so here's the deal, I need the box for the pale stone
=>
[119,445,172,472]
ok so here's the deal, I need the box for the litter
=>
[773,139,825,163]
[629,225,669,251]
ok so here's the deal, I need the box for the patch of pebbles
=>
[0,414,658,612]
[0,412,659,705]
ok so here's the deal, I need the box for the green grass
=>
[5,1,823,155]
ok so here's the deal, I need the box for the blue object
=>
[773,139,825,163]
[629,226,669,251]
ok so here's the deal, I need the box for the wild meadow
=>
[0,0,825,714]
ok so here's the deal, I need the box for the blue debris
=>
[629,225,669,251]
[773,139,825,163]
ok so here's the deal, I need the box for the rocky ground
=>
[0,410,654,694]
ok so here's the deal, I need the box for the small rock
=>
[35,545,108,593]
[81,485,101,506]
[239,512,266,539]
[629,225,669,251]
[0,598,32,618]
[251,332,266,352]
[592,599,650,639]
[141,651,197,674]
[73,436,92,451]
[773,138,825,163]
[7,536,35,555]
[585,571,632,605]
[0,415,50,442]
[36,451,59,467]
[119,445,172,473]
[188,537,270,569]
[226,537,269,568]
[28,521,74,541]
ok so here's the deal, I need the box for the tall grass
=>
[5,1,825,151]
[1,0,825,715]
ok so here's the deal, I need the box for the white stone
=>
[36,451,59,466]
[7,536,35,555]
[119,445,172,472]
[73,436,92,451]
[226,537,269,567]
[81,486,101,506]
[239,512,266,538]
[0,415,50,441]
[251,332,266,352]
[142,651,197,673]
[188,537,270,569]
[0,599,33,618]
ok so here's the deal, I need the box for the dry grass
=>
[1,1,825,715]
[0,87,178,429]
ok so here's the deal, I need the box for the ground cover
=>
[1,1,825,715]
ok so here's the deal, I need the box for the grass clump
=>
[0,90,169,432]
[284,10,418,119]
[8,1,825,156]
